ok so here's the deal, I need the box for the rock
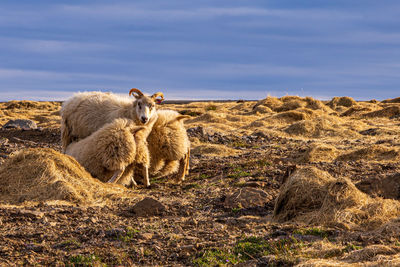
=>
[105,228,125,238]
[244,181,266,188]
[224,188,269,209]
[3,119,37,130]
[139,233,153,240]
[13,209,45,219]
[0,138,8,146]
[129,197,166,216]
[187,126,216,138]
[234,260,257,267]
[26,243,44,252]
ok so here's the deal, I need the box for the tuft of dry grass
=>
[295,143,338,163]
[327,96,357,109]
[336,145,400,162]
[273,166,400,230]
[0,148,128,205]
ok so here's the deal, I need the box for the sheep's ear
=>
[175,115,191,121]
[129,88,144,99]
[151,92,164,104]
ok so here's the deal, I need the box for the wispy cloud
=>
[0,1,400,101]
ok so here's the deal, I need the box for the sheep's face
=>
[130,89,164,125]
[135,96,156,124]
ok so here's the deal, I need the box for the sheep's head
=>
[129,88,164,124]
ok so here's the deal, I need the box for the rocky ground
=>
[1,97,400,266]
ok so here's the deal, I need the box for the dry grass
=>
[273,167,400,230]
[295,143,338,163]
[0,148,128,205]
[327,96,357,109]
[0,101,61,128]
[191,142,240,157]
[336,145,400,162]
[1,97,400,265]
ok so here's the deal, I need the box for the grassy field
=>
[0,96,400,265]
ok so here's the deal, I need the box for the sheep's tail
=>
[61,118,72,153]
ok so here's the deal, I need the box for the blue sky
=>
[0,1,400,101]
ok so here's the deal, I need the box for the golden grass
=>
[0,148,128,205]
[295,143,338,163]
[273,167,400,230]
[0,100,61,128]
[336,145,400,162]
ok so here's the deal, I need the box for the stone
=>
[187,126,215,138]
[139,233,153,240]
[3,119,37,130]
[104,228,125,238]
[13,209,45,219]
[130,197,166,216]
[0,138,8,146]
[224,188,269,209]
[26,243,44,252]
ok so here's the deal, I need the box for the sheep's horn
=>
[151,92,164,103]
[129,88,144,98]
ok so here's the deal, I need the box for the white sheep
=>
[60,88,163,186]
[65,118,147,187]
[147,109,191,182]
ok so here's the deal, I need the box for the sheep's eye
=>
[138,103,142,109]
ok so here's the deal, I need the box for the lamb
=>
[147,109,191,182]
[65,118,147,187]
[60,88,163,186]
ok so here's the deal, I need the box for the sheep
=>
[147,109,191,182]
[65,118,147,187]
[60,88,163,186]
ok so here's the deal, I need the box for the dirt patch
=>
[0,148,126,205]
[191,142,240,157]
[356,173,400,199]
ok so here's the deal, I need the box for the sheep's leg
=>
[130,177,138,187]
[142,165,150,187]
[117,164,137,188]
[185,148,190,175]
[176,157,186,182]
[107,169,124,183]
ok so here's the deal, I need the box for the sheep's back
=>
[148,111,189,160]
[61,92,134,140]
